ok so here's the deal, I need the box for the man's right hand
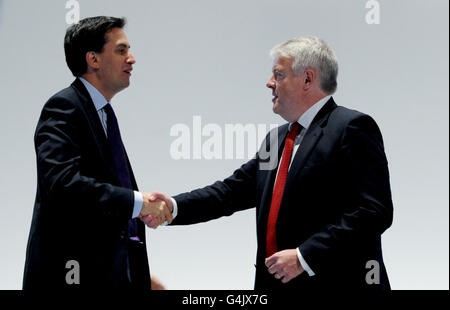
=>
[140,192,173,229]
[139,193,173,226]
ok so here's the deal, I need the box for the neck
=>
[293,90,328,121]
[81,73,114,101]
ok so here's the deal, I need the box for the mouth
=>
[272,94,278,103]
[123,69,132,76]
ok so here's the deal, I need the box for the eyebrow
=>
[116,43,130,49]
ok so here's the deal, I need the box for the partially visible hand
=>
[150,276,166,290]
[140,192,174,229]
[139,213,159,229]
[265,249,304,284]
[148,191,173,213]
[139,193,173,228]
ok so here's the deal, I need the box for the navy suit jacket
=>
[172,98,393,290]
[23,78,151,290]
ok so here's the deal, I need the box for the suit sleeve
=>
[299,114,393,272]
[172,156,258,225]
[35,96,134,220]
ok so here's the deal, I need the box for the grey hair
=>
[270,36,338,94]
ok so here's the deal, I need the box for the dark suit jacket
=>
[172,98,393,290]
[23,78,151,290]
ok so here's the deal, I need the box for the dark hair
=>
[64,16,126,77]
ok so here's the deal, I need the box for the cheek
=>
[284,85,298,99]
[279,87,291,100]
[276,85,285,97]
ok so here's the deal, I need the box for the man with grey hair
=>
[143,36,393,290]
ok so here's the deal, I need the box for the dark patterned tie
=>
[103,103,138,236]
[104,103,133,190]
[103,103,139,284]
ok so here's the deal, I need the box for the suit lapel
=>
[124,150,139,191]
[285,124,323,185]
[285,98,337,189]
[71,78,118,183]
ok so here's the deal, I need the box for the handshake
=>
[138,192,173,229]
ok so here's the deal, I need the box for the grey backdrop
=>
[0,0,448,289]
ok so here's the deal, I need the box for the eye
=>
[274,71,284,81]
[117,47,127,55]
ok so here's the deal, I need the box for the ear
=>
[85,51,100,70]
[303,68,315,90]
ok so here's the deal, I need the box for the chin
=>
[273,107,287,120]
[274,108,291,122]
[120,82,130,90]
[272,102,280,114]
[279,114,293,122]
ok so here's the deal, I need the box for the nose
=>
[266,75,275,89]
[127,52,136,65]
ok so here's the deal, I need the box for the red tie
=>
[266,122,301,257]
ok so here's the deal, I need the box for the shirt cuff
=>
[158,197,178,226]
[296,247,315,276]
[171,197,178,219]
[132,191,143,219]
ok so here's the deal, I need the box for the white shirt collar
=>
[79,77,109,111]
[289,95,332,131]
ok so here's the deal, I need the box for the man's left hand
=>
[265,249,304,283]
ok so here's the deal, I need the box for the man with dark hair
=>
[64,16,126,77]
[23,16,173,290]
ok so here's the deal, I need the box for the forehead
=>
[105,27,129,46]
[272,56,293,71]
